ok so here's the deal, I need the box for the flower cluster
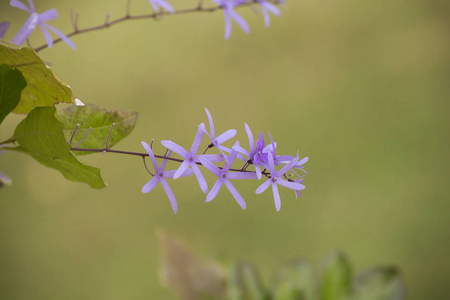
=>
[141,108,308,213]
[0,0,285,50]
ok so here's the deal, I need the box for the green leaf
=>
[8,106,106,188]
[0,64,26,124]
[11,106,70,159]
[31,151,106,189]
[0,40,75,114]
[235,263,268,300]
[319,251,353,300]
[353,267,405,300]
[56,104,138,154]
[272,259,315,300]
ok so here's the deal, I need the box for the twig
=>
[33,0,274,52]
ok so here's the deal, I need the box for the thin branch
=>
[33,0,275,52]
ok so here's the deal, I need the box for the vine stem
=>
[33,0,279,52]
[70,146,260,174]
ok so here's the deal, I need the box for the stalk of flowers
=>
[139,108,307,214]
[1,0,287,51]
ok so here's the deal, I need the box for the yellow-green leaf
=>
[0,40,74,114]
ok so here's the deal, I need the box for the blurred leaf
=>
[8,106,105,188]
[0,40,75,114]
[232,263,268,300]
[158,231,227,300]
[272,259,315,300]
[11,107,70,159]
[353,267,406,300]
[319,251,352,300]
[57,104,138,154]
[31,151,105,189]
[0,64,26,124]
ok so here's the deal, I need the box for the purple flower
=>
[161,123,209,194]
[255,152,305,211]
[147,0,174,14]
[232,123,266,179]
[141,142,193,214]
[199,148,257,209]
[255,0,281,27]
[10,0,76,49]
[203,108,237,156]
[0,22,10,39]
[213,0,250,40]
[293,178,303,199]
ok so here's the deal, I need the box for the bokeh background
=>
[1,0,449,299]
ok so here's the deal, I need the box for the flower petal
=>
[216,129,237,144]
[276,178,305,190]
[42,23,76,50]
[0,22,10,39]
[278,155,299,176]
[244,123,254,155]
[263,2,281,16]
[255,179,271,194]
[272,182,281,211]
[267,151,275,174]
[141,141,159,171]
[159,150,172,170]
[195,154,226,163]
[10,0,30,13]
[222,149,237,173]
[27,0,35,12]
[199,156,222,177]
[38,9,57,22]
[231,144,250,158]
[11,12,38,46]
[160,178,178,214]
[261,6,271,27]
[224,179,246,209]
[190,123,205,155]
[191,162,208,194]
[155,0,174,13]
[142,176,160,193]
[205,108,215,139]
[39,24,53,48]
[227,171,257,180]
[206,179,222,202]
[229,9,250,34]
[174,160,190,179]
[224,9,232,40]
[163,168,193,178]
[161,140,189,158]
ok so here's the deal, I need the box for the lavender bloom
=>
[0,22,10,39]
[203,108,237,156]
[213,0,250,40]
[10,0,76,49]
[147,0,174,14]
[265,133,298,166]
[293,178,303,199]
[232,123,266,179]
[161,123,209,194]
[255,0,281,27]
[141,142,193,214]
[255,152,305,211]
[199,148,257,209]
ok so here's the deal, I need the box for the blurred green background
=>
[1,0,449,299]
